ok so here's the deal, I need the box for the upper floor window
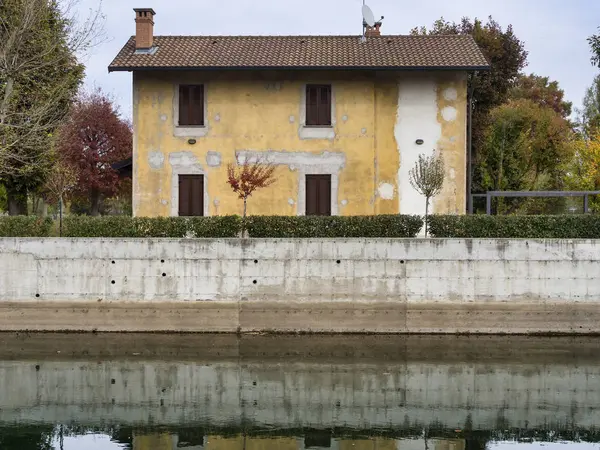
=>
[306,84,331,126]
[179,85,204,126]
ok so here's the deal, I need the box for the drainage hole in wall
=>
[161,259,165,263]
[253,400,258,406]
[336,260,341,264]
[35,294,40,298]
[111,260,115,264]
[253,280,257,284]
[162,273,166,277]
[111,280,115,284]
[252,381,257,386]
[35,364,40,371]
[254,259,258,264]
[111,378,115,385]
[160,399,164,406]
[400,260,405,264]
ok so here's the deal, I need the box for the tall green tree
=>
[479,99,573,213]
[510,74,572,119]
[0,0,102,215]
[590,28,600,66]
[580,74,600,138]
[411,17,528,196]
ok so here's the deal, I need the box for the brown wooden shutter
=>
[179,86,190,126]
[178,174,204,216]
[306,84,332,126]
[305,175,331,216]
[179,85,204,126]
[319,85,331,126]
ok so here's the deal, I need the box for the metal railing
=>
[469,191,600,215]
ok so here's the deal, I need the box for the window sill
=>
[299,125,335,140]
[174,125,208,137]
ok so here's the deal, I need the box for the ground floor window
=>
[178,174,204,216]
[305,174,331,216]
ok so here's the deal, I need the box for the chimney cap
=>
[134,8,156,15]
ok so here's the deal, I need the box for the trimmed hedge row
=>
[428,214,600,239]
[61,216,242,238]
[245,215,424,238]
[2,214,600,239]
[0,216,53,237]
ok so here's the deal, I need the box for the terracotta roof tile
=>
[108,35,489,71]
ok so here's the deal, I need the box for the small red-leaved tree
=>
[227,156,276,225]
[57,89,132,216]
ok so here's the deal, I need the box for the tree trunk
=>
[6,186,28,216]
[90,188,100,216]
[424,197,429,237]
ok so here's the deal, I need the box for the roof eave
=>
[108,64,491,73]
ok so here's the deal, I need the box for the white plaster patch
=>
[215,114,221,122]
[449,136,456,142]
[449,168,456,180]
[160,199,168,205]
[289,115,295,123]
[441,106,458,122]
[361,128,367,135]
[206,151,222,167]
[396,76,442,219]
[443,87,458,101]
[213,198,220,206]
[378,183,395,200]
[160,114,167,122]
[342,115,348,122]
[341,199,348,206]
[289,165,297,171]
[148,151,165,169]
[288,198,295,205]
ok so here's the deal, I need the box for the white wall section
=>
[395,77,442,215]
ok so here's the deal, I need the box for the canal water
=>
[0,334,598,450]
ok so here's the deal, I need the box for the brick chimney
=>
[134,8,156,49]
[365,22,382,37]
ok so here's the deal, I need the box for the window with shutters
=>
[305,84,332,126]
[178,174,204,216]
[178,85,204,126]
[305,175,332,216]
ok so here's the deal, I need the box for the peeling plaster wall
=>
[132,71,467,217]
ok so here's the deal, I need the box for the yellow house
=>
[109,8,488,218]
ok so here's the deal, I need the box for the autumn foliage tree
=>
[227,157,276,223]
[57,89,132,216]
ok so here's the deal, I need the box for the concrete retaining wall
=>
[1,238,599,333]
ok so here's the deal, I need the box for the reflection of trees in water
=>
[0,425,54,450]
[2,424,600,450]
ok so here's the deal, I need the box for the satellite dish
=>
[362,4,375,27]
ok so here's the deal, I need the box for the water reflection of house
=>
[132,433,465,450]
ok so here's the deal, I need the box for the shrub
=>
[0,216,53,237]
[62,216,242,238]
[428,214,600,239]
[245,215,423,238]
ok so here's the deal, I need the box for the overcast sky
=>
[79,0,600,119]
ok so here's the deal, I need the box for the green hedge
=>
[0,216,53,237]
[245,215,423,238]
[428,214,600,238]
[62,216,242,238]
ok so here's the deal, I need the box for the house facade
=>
[109,8,488,218]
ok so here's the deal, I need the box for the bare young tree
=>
[227,156,277,232]
[409,151,445,236]
[43,158,77,236]
[0,0,104,213]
